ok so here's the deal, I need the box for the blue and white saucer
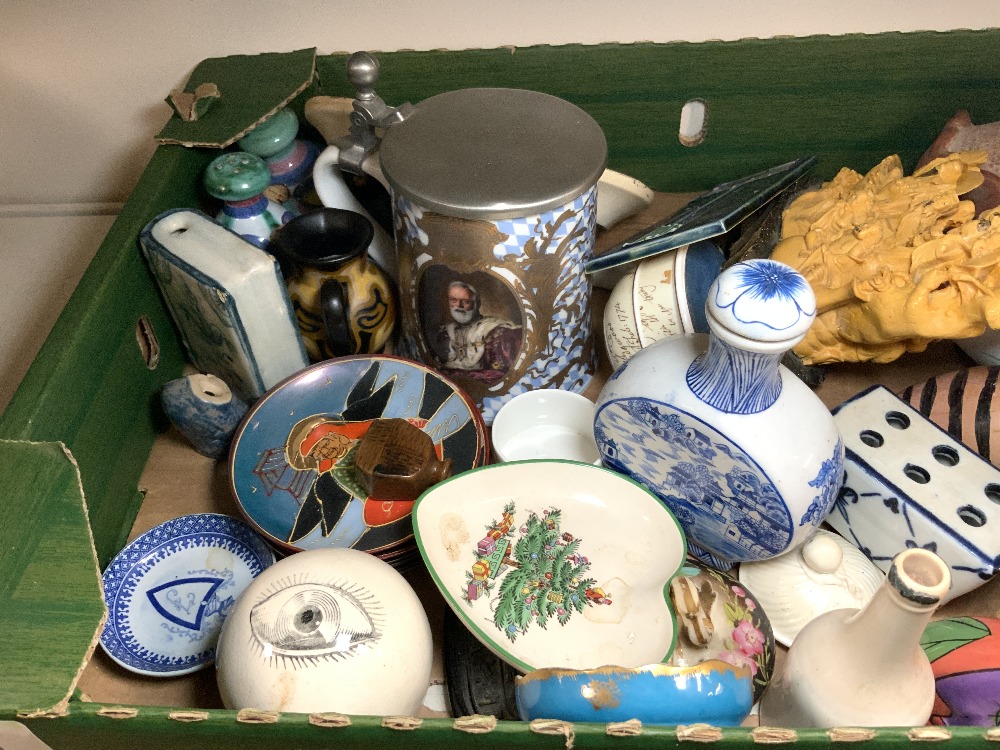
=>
[99,513,276,676]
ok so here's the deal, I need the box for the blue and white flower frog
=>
[594,258,844,568]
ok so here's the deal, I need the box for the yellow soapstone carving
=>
[770,151,1000,365]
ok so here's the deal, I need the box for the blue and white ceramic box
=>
[829,384,1000,603]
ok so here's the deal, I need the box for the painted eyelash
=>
[247,575,385,668]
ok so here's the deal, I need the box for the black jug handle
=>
[320,279,355,357]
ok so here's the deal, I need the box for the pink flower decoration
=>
[731,585,746,598]
[733,618,765,657]
[745,599,756,612]
[719,648,758,676]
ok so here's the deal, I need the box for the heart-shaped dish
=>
[413,460,687,673]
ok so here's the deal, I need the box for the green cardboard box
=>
[2,32,1000,748]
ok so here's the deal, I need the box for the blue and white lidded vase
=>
[594,258,844,568]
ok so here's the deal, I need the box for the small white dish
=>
[491,389,599,464]
[413,460,687,673]
[738,529,884,647]
[99,513,276,676]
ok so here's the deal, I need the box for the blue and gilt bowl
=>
[515,660,754,726]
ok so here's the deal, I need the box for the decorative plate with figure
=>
[229,355,488,557]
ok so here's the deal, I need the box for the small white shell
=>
[738,529,884,647]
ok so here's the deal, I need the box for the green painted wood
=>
[0,146,214,567]
[315,30,1000,192]
[11,706,1000,749]
[0,441,105,713]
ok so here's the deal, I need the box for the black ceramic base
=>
[442,607,519,720]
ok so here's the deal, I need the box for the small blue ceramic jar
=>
[161,373,249,459]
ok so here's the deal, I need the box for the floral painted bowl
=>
[515,660,754,725]
[667,560,775,703]
[413,460,687,673]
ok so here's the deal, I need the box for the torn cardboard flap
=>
[156,48,317,148]
[167,83,221,123]
[0,440,106,716]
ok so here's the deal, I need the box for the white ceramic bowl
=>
[491,389,599,464]
[215,547,433,715]
[413,460,687,673]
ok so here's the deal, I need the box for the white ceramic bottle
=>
[593,258,844,568]
[758,547,951,727]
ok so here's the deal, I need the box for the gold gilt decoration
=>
[398,200,593,402]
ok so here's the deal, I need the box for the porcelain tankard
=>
[312,52,608,423]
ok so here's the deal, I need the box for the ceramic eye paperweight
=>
[828,384,1000,602]
[215,547,433,715]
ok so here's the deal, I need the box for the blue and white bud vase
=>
[594,259,844,568]
[161,373,249,460]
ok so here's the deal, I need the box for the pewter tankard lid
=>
[378,87,608,221]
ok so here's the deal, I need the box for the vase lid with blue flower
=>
[594,258,844,568]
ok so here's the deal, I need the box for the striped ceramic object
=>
[899,366,1000,467]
